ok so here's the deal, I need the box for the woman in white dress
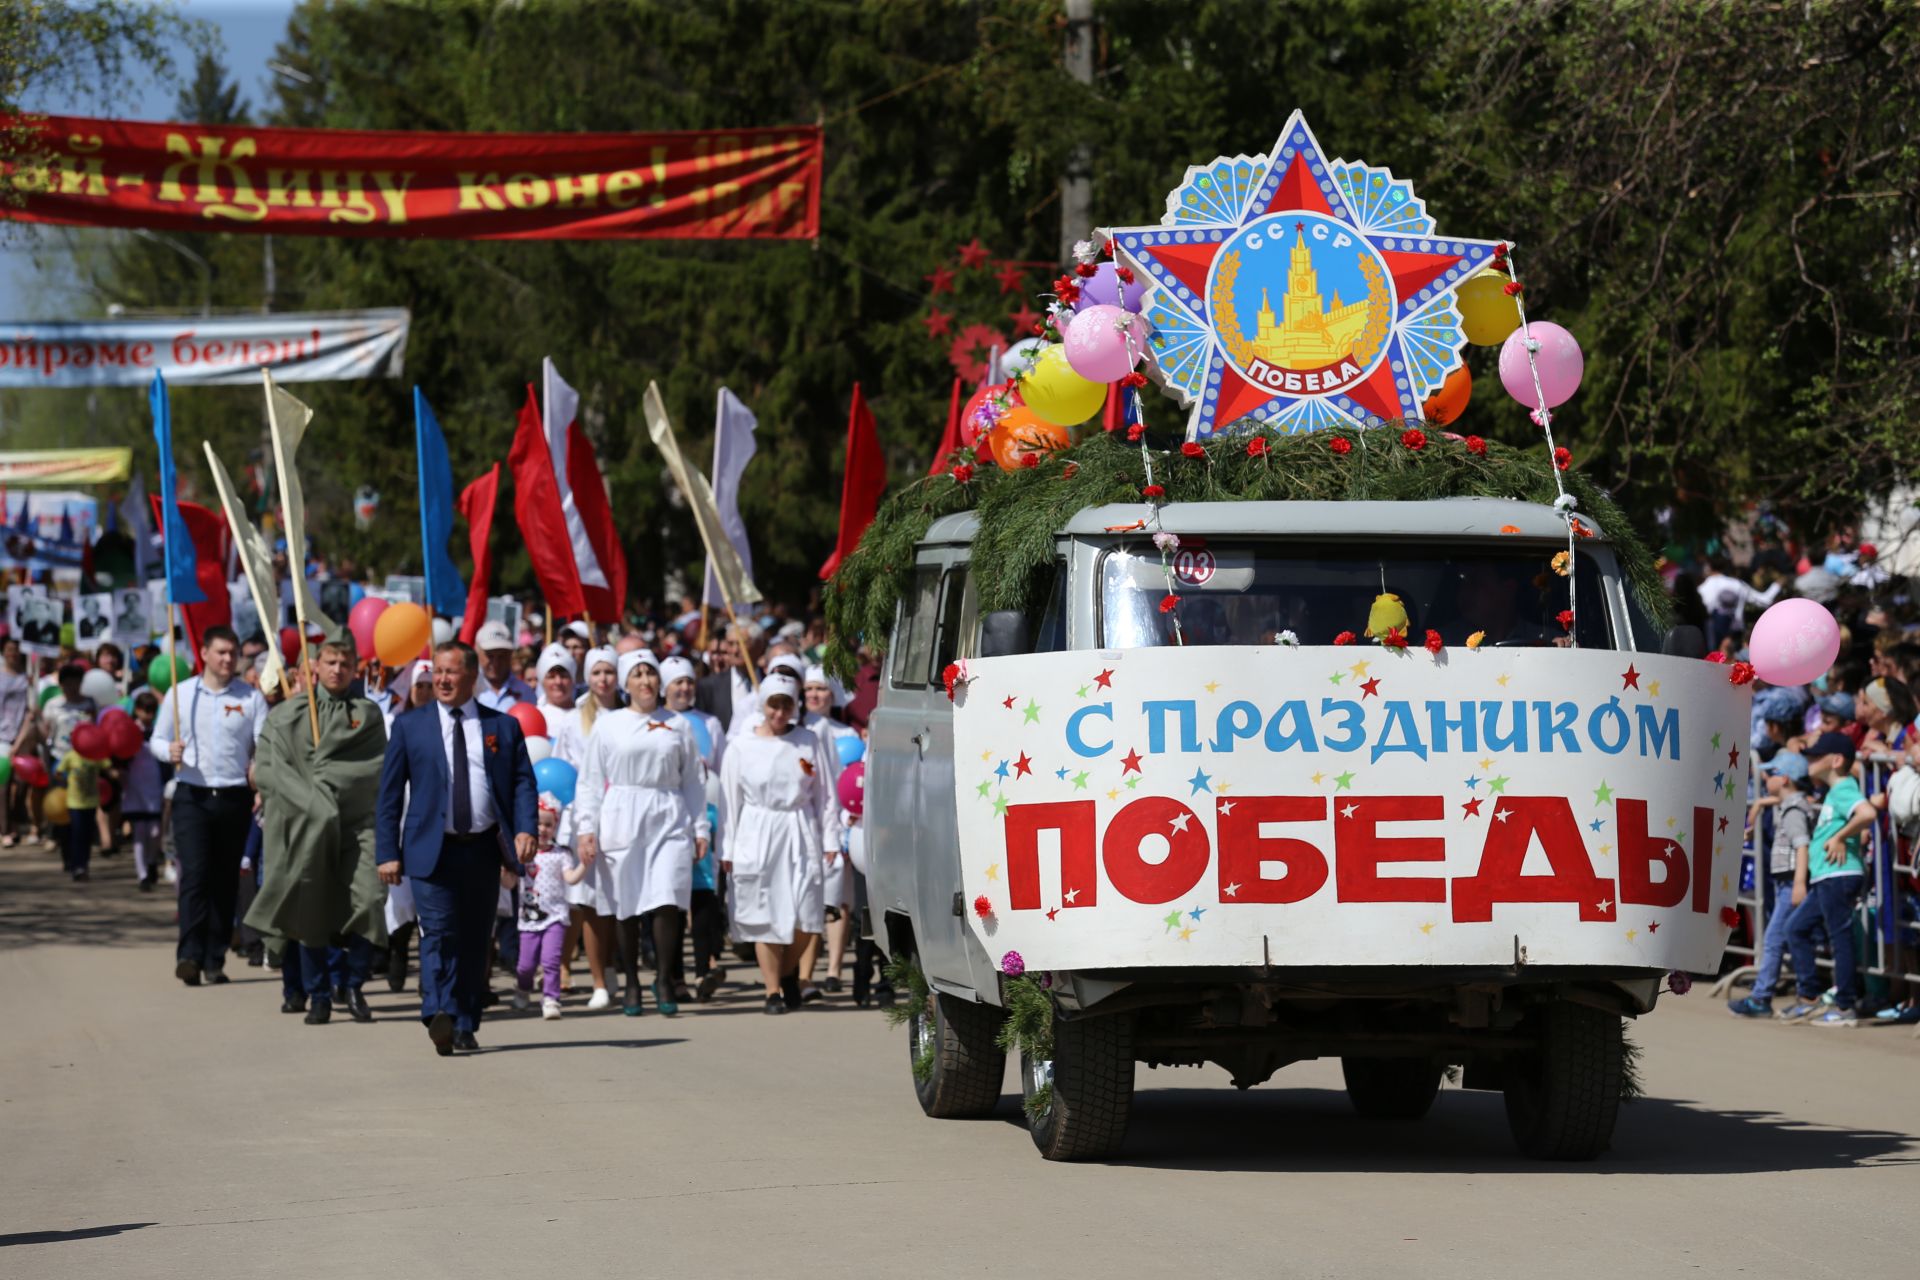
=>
[661,656,729,1002]
[534,643,577,737]
[554,646,620,1009]
[800,664,861,997]
[574,650,708,1017]
[720,672,841,1015]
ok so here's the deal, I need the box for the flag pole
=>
[262,368,321,748]
[165,597,180,740]
[203,441,287,697]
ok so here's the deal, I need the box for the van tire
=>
[1502,1002,1623,1161]
[911,991,1005,1118]
[1341,1057,1442,1120]
[1025,1012,1134,1161]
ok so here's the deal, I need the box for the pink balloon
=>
[1498,320,1584,409]
[1073,261,1146,314]
[1749,598,1841,687]
[1063,304,1147,383]
[348,596,388,663]
[836,760,865,818]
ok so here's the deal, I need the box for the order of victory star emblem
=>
[1107,110,1506,439]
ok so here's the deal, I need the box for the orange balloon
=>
[373,602,433,668]
[986,406,1074,471]
[1422,364,1471,426]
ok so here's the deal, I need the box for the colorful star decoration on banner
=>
[1107,110,1507,440]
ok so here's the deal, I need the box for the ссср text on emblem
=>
[1109,111,1507,440]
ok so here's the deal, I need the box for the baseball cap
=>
[1754,685,1808,725]
[1817,691,1856,720]
[474,621,514,652]
[1758,749,1808,782]
[1806,730,1857,765]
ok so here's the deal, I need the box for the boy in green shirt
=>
[57,744,102,882]
[1781,732,1877,1026]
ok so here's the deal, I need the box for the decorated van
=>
[825,115,1749,1163]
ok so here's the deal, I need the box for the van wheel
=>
[910,991,1005,1118]
[1024,1012,1134,1161]
[1341,1057,1442,1120]
[1502,1003,1624,1161]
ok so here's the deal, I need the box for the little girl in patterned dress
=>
[514,798,587,1020]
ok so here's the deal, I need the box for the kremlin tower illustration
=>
[1249,223,1373,368]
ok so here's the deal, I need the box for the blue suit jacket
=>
[376,700,537,879]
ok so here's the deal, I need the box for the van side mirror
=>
[1660,624,1707,660]
[979,610,1032,658]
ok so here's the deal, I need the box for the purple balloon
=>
[1074,261,1146,314]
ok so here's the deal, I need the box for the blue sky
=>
[0,0,297,318]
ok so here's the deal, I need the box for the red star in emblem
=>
[923,307,953,339]
[1621,665,1640,690]
[1013,752,1033,778]
[924,266,955,295]
[1462,797,1483,818]
[995,262,1027,294]
[957,238,990,270]
[1093,668,1114,689]
[1120,748,1143,775]
[1008,302,1040,335]
[1359,677,1382,699]
[1002,695,1016,710]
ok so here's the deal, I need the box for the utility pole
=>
[1060,0,1096,263]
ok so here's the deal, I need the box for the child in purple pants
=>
[515,801,585,1020]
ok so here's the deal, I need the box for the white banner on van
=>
[950,646,1752,974]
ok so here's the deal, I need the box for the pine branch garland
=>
[824,421,1672,682]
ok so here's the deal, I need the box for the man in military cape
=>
[245,637,389,1024]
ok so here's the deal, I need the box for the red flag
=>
[151,495,231,669]
[456,464,501,646]
[926,376,965,477]
[508,385,585,617]
[565,422,626,624]
[819,382,886,580]
[1102,381,1124,434]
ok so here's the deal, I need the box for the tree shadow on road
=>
[1081,1086,1920,1174]
[0,1223,154,1247]
[476,1038,687,1054]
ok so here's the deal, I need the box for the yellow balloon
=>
[374,602,433,668]
[1018,345,1106,427]
[1456,271,1521,346]
[43,788,69,827]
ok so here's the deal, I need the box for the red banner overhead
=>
[2,114,822,240]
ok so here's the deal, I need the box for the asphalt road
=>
[3,840,1917,1279]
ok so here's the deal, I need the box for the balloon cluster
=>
[1425,262,1586,426]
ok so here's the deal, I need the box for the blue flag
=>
[150,372,205,605]
[413,387,467,617]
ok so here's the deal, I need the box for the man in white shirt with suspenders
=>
[150,625,269,986]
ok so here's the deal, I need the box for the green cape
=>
[244,686,389,948]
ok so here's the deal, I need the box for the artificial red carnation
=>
[1247,437,1269,458]
[1115,265,1134,283]
[1729,661,1756,686]
[941,662,963,701]
[1424,629,1444,654]
[1557,609,1576,631]
[1465,435,1487,456]
[1062,462,1079,479]
[1141,484,1164,498]
[1719,905,1741,930]
[1383,626,1409,650]
[1503,280,1524,297]
[1127,423,1146,442]
[951,463,974,484]
[973,895,993,919]
[1705,651,1728,665]
[1021,454,1039,469]
[1181,441,1206,459]
[1334,631,1356,646]
[1075,262,1097,278]
[1401,428,1427,451]
[1330,437,1353,455]
[1158,594,1179,614]
[1119,371,1149,388]
[1554,446,1572,471]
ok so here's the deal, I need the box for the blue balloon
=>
[533,757,577,806]
[835,733,866,768]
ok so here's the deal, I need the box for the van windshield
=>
[1101,540,1611,650]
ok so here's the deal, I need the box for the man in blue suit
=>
[377,641,537,1056]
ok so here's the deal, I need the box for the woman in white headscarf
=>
[574,649,708,1016]
[800,665,863,995]
[720,671,840,1015]
[534,643,577,737]
[662,655,728,1001]
[554,646,619,1009]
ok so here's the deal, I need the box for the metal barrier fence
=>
[1711,753,1920,1034]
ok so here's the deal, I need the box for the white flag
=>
[703,386,762,607]
[261,370,336,642]
[541,357,609,591]
[203,442,287,694]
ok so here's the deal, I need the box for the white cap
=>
[660,656,697,687]
[562,620,592,642]
[760,672,802,706]
[474,621,514,652]
[582,646,617,677]
[768,654,806,680]
[616,648,660,689]
[536,643,577,681]
[804,664,847,708]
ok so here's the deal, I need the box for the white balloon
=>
[525,735,551,763]
[80,669,119,707]
[431,617,454,646]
